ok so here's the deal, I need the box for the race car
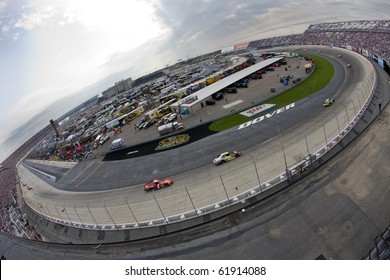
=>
[323,98,335,107]
[213,151,241,165]
[144,178,174,191]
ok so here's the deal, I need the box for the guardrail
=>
[22,48,380,242]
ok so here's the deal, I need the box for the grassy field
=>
[209,54,335,132]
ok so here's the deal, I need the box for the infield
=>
[209,54,335,131]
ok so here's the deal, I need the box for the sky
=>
[0,0,389,163]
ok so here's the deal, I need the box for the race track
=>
[9,46,389,260]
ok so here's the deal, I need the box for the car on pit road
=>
[323,98,335,107]
[144,178,174,191]
[213,151,241,165]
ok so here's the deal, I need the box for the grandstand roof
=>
[171,57,283,108]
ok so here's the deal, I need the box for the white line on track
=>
[75,161,103,188]
[70,160,96,184]
[223,100,243,109]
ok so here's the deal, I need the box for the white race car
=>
[213,151,241,165]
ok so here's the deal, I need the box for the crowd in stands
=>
[306,20,390,33]
[0,125,51,234]
[248,20,390,63]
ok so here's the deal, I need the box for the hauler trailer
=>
[158,122,184,136]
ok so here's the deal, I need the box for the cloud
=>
[14,6,58,30]
[0,0,6,11]
[1,24,9,32]
[12,31,19,40]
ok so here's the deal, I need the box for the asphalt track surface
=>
[4,46,389,259]
[22,48,353,192]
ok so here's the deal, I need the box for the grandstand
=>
[0,125,52,234]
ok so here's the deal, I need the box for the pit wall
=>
[23,47,389,244]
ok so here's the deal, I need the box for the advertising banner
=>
[240,104,276,117]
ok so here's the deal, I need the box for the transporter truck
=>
[158,122,184,136]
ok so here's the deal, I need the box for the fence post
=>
[153,191,168,224]
[251,156,262,192]
[351,99,358,115]
[277,126,289,178]
[46,203,52,217]
[356,92,362,108]
[63,204,72,224]
[54,204,63,221]
[322,124,328,147]
[304,135,310,156]
[220,176,231,205]
[343,105,350,124]
[104,200,117,229]
[74,204,84,226]
[185,186,199,216]
[87,203,99,227]
[126,197,141,227]
[334,112,341,135]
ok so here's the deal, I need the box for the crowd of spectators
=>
[248,20,390,63]
[0,125,52,234]
[306,20,390,33]
[301,20,390,62]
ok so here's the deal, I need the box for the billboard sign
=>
[234,42,249,51]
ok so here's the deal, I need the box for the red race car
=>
[144,178,174,191]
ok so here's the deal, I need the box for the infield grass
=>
[209,54,335,131]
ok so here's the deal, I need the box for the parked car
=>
[144,178,174,191]
[213,151,241,165]
[225,87,238,93]
[165,113,177,122]
[99,134,109,145]
[323,98,335,107]
[138,122,147,129]
[143,121,153,129]
[110,138,125,150]
[212,92,224,100]
[206,98,216,105]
